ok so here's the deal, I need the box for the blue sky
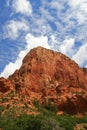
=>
[0,0,87,78]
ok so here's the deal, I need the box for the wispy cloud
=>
[3,20,29,40]
[68,0,87,25]
[69,0,87,9]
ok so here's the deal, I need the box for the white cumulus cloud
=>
[25,33,50,50]
[72,43,87,66]
[60,38,75,56]
[0,34,50,78]
[12,0,32,16]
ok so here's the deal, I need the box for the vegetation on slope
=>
[0,100,87,130]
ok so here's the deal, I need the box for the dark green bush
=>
[45,101,58,113]
[0,112,64,130]
[84,125,87,129]
[0,106,5,114]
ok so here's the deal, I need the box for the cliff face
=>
[1,47,87,114]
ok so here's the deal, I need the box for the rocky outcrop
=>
[8,46,87,114]
[0,46,87,114]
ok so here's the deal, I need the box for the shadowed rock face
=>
[0,77,13,93]
[1,46,87,114]
[83,68,87,74]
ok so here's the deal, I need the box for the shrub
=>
[41,118,65,130]
[84,125,87,129]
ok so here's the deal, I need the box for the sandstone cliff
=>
[0,46,87,114]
